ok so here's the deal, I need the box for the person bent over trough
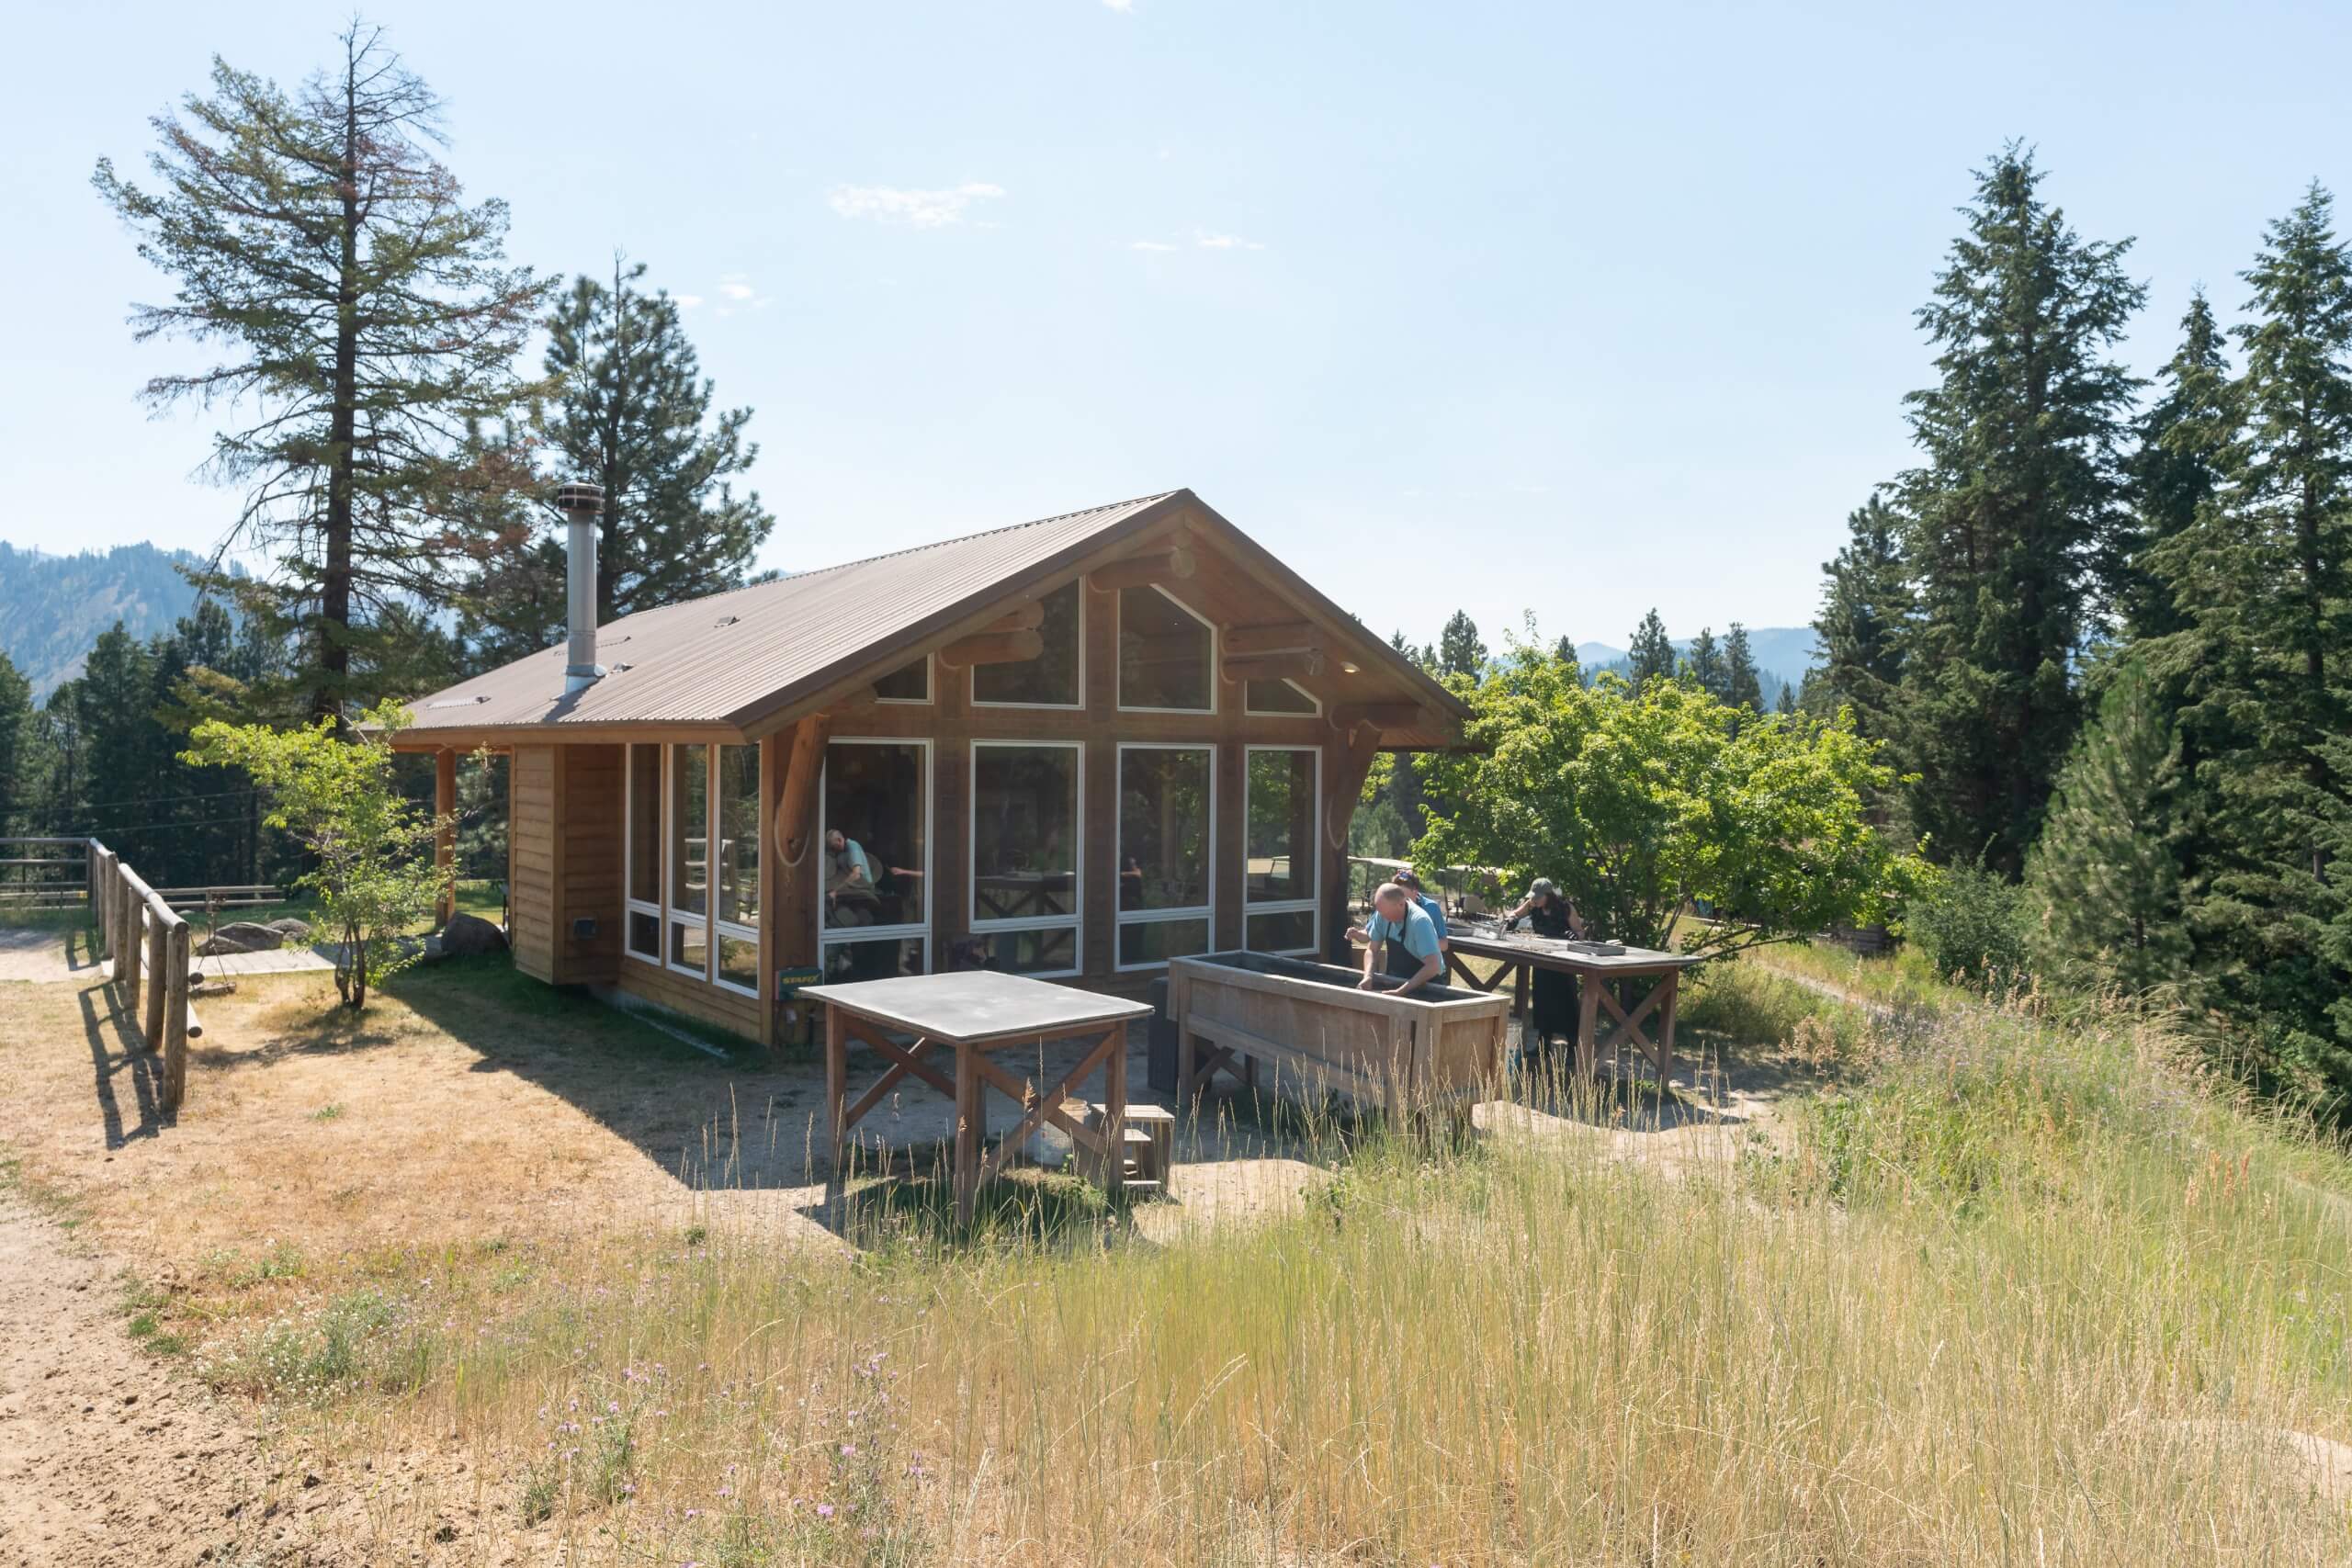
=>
[1358,881,1444,996]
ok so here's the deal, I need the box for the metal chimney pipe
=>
[555,482,605,693]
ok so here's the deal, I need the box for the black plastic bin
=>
[1145,976,1179,1094]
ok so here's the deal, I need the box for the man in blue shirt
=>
[1358,882,1444,995]
[1393,867,1449,952]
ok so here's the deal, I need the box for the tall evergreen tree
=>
[2023,657,2190,996]
[1814,493,1910,734]
[2120,291,2234,642]
[1893,146,2145,874]
[1434,610,1487,680]
[93,23,549,719]
[1724,623,1764,709]
[1552,634,1577,670]
[464,258,773,663]
[1776,682,1798,716]
[1683,626,1726,698]
[2148,184,2352,1100]
[1626,608,1675,691]
[0,653,32,836]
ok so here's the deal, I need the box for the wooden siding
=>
[551,745,624,987]
[510,746,557,983]
[612,951,763,1040]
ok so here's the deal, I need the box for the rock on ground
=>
[436,913,508,959]
[196,922,283,957]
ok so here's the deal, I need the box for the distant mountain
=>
[0,541,209,700]
[1572,626,1820,706]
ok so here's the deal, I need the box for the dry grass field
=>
[2,936,2348,1564]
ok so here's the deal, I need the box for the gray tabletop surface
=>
[799,970,1153,1043]
[1442,928,1706,971]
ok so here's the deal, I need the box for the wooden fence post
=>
[121,874,143,1027]
[162,918,190,1112]
[143,897,167,1050]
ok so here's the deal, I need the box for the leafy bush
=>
[1908,861,2032,991]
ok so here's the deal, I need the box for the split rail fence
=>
[0,837,206,1112]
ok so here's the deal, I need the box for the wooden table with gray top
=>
[798,971,1153,1224]
[1437,926,1706,1083]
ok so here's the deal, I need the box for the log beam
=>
[1222,620,1317,658]
[936,628,1044,670]
[985,602,1046,634]
[773,711,834,868]
[1088,545,1196,593]
[1222,649,1328,685]
[1332,703,1432,737]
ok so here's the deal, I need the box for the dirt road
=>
[0,1190,292,1567]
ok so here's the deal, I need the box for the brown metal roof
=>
[398,488,1464,738]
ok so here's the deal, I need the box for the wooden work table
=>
[1355,924,1705,1083]
[799,971,1152,1225]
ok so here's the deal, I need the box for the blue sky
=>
[6,0,2346,652]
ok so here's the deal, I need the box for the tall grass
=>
[197,983,2352,1563]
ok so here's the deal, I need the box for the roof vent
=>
[713,615,740,628]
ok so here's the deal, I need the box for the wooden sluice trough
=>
[1168,951,1510,1125]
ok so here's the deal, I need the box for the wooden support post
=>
[162,919,190,1112]
[95,851,113,959]
[1575,979,1600,1081]
[824,1000,849,1189]
[143,900,166,1051]
[435,747,458,927]
[955,1042,982,1228]
[120,874,142,1026]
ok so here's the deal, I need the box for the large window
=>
[1119,585,1215,712]
[626,744,662,964]
[1245,748,1319,955]
[668,744,709,976]
[1117,744,1214,970]
[970,742,1081,977]
[713,743,761,994]
[973,580,1081,708]
[820,739,931,982]
[1245,678,1319,716]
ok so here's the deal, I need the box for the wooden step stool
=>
[1078,1101,1176,1194]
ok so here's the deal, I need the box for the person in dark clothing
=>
[1503,877,1585,1051]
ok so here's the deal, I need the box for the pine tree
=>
[1776,682,1797,716]
[1553,634,1577,671]
[1814,493,1910,734]
[1893,146,2145,874]
[1724,623,1764,709]
[1435,610,1487,680]
[1627,609,1675,691]
[93,23,548,719]
[1683,627,1726,698]
[464,258,772,661]
[2149,184,2352,1098]
[2023,657,2190,995]
[2120,291,2234,642]
[0,653,32,836]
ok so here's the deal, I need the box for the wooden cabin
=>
[392,489,1467,1047]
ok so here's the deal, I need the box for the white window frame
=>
[967,739,1084,979]
[1115,582,1219,716]
[971,580,1085,712]
[1243,676,1323,717]
[1114,741,1217,973]
[711,741,762,998]
[816,737,935,977]
[624,742,664,969]
[1243,745,1320,956]
[666,742,713,982]
[874,652,933,705]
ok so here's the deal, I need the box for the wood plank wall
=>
[550,744,623,987]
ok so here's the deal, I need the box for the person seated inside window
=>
[1357,881,1443,995]
[825,828,882,927]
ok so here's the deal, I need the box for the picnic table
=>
[799,971,1152,1224]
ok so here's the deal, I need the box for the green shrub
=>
[1909,861,2031,991]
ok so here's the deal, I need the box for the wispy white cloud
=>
[717,275,756,301]
[827,182,1006,228]
[1195,231,1265,251]
[674,293,704,310]
[1102,0,1136,10]
[1126,239,1179,253]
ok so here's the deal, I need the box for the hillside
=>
[0,541,208,700]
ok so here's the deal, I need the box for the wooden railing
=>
[84,840,204,1113]
[0,835,101,909]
